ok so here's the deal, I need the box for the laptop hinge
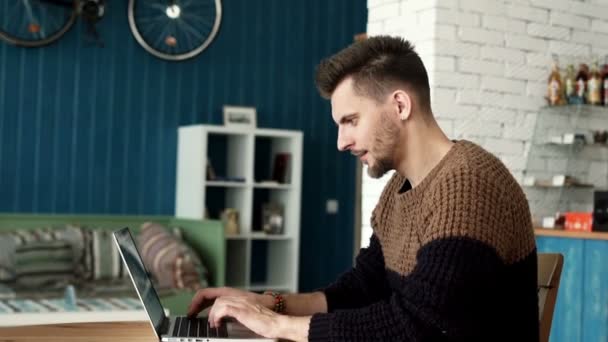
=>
[160,316,171,335]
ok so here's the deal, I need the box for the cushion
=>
[81,228,129,281]
[0,225,84,288]
[137,222,209,291]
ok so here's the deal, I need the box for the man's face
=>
[331,78,400,178]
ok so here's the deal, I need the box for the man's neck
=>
[395,118,454,188]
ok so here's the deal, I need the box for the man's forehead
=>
[331,79,360,121]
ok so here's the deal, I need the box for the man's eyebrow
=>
[337,113,358,126]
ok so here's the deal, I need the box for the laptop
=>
[112,227,275,342]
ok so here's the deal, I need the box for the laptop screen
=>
[113,227,166,335]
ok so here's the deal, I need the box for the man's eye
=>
[349,119,357,126]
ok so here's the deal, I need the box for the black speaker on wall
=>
[593,191,608,232]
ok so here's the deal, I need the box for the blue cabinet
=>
[536,236,608,342]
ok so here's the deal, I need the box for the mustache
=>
[351,150,366,157]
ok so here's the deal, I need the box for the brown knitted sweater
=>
[309,140,539,341]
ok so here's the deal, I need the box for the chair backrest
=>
[537,253,564,342]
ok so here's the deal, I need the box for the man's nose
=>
[337,130,352,151]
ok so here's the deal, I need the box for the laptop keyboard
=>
[172,316,228,338]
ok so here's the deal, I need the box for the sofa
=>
[0,214,225,316]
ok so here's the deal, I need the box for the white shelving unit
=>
[175,125,303,293]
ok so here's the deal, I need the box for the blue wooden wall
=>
[0,0,367,291]
[536,237,608,342]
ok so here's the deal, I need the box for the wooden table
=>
[0,321,157,342]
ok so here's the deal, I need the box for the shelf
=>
[253,182,292,190]
[225,233,292,240]
[225,234,250,240]
[249,232,292,240]
[206,181,249,188]
[248,283,292,292]
[543,141,608,148]
[177,124,301,292]
[524,183,593,189]
[540,104,608,113]
[535,228,608,241]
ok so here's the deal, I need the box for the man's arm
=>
[319,233,391,312]
[258,233,388,316]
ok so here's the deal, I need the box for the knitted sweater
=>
[309,140,539,341]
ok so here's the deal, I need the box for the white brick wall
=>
[550,12,590,30]
[361,0,608,247]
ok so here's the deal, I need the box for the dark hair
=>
[315,36,431,111]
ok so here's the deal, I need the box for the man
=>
[188,36,539,341]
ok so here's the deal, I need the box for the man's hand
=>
[187,287,274,318]
[207,296,310,342]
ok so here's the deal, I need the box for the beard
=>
[367,112,400,179]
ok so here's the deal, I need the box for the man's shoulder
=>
[434,140,518,191]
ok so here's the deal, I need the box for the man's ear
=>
[393,90,412,122]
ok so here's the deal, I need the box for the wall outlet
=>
[326,199,339,214]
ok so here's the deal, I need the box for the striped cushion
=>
[81,228,127,281]
[137,222,209,290]
[0,226,84,288]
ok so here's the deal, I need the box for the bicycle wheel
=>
[0,0,78,47]
[128,0,222,61]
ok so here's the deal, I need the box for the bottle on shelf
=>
[601,58,608,107]
[565,64,577,105]
[547,62,566,106]
[588,61,602,105]
[574,63,589,105]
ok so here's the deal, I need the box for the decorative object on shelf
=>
[601,59,608,106]
[592,130,608,144]
[593,191,608,232]
[221,208,240,236]
[564,212,593,232]
[565,64,577,104]
[548,133,586,145]
[547,60,566,106]
[272,153,291,184]
[222,106,257,128]
[575,63,589,104]
[206,158,216,181]
[523,174,593,188]
[588,61,602,105]
[262,203,284,235]
[541,213,566,229]
[64,284,77,311]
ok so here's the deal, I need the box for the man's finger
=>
[188,288,222,317]
[212,304,240,328]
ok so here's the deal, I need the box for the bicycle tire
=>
[128,0,222,61]
[0,0,78,47]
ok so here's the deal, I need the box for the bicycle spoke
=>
[181,0,215,10]
[178,19,205,41]
[136,14,170,24]
[153,21,172,50]
[142,2,167,12]
[35,0,74,9]
[181,12,214,29]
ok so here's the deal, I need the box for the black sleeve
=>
[321,234,391,312]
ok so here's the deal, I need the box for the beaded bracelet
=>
[263,291,285,314]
